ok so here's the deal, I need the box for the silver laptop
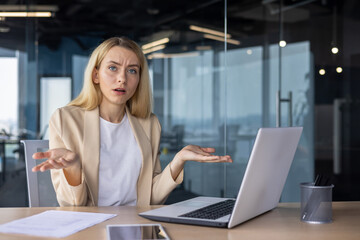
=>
[139,127,303,228]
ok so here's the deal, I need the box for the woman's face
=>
[93,46,140,109]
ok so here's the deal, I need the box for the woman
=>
[32,37,232,207]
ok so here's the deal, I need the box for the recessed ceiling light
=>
[331,47,339,54]
[0,12,52,17]
[279,40,287,47]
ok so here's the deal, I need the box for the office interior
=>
[0,0,359,207]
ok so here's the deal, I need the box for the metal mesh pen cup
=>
[300,182,334,224]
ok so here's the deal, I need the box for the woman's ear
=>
[92,68,99,84]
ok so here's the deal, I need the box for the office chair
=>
[21,140,59,207]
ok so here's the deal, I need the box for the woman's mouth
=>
[113,88,126,95]
[114,88,126,92]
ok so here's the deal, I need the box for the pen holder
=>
[300,182,334,224]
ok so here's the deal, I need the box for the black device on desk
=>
[106,224,170,240]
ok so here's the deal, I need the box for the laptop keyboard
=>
[179,199,235,220]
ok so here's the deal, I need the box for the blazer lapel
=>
[126,107,152,206]
[83,107,100,206]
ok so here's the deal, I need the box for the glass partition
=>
[226,1,315,201]
[0,55,18,136]
[148,3,228,199]
[0,12,28,206]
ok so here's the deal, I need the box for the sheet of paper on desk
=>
[0,210,116,238]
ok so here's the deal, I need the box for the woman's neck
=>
[99,103,126,123]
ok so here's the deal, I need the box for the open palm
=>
[178,145,232,163]
[32,148,79,172]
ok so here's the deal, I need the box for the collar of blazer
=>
[83,106,153,206]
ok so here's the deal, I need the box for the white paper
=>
[0,210,116,238]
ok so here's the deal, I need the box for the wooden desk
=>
[0,202,359,240]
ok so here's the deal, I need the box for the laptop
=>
[139,127,303,228]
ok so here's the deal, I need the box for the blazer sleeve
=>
[150,115,184,204]
[49,108,89,206]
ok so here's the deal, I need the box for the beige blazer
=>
[49,105,183,206]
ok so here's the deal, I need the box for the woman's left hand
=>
[175,145,232,164]
[169,145,232,180]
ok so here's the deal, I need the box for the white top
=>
[98,113,142,206]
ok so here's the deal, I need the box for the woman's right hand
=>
[32,148,79,172]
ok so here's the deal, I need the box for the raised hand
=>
[169,145,232,180]
[176,145,232,163]
[32,148,79,172]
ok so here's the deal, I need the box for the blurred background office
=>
[0,0,359,207]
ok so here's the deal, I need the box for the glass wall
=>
[149,3,228,200]
[1,0,360,207]
[0,55,18,135]
[0,13,28,206]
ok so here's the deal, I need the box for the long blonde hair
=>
[69,37,153,118]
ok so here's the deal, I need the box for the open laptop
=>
[139,127,303,228]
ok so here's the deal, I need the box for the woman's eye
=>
[109,66,117,71]
[128,69,137,74]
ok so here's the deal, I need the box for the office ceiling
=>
[0,0,342,54]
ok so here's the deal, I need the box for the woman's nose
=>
[117,70,127,83]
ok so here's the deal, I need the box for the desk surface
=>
[0,202,359,240]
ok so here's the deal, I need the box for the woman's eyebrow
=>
[128,64,140,68]
[107,60,121,65]
[107,60,139,68]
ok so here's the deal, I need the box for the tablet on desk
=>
[106,224,170,240]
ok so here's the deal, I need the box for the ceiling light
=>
[203,34,240,46]
[336,67,342,73]
[247,49,253,55]
[190,25,231,38]
[143,45,166,54]
[0,12,52,17]
[279,40,287,47]
[319,69,326,75]
[147,52,200,59]
[142,38,169,50]
[331,47,339,54]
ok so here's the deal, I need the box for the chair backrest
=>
[21,140,59,207]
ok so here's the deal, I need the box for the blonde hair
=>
[69,37,153,118]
